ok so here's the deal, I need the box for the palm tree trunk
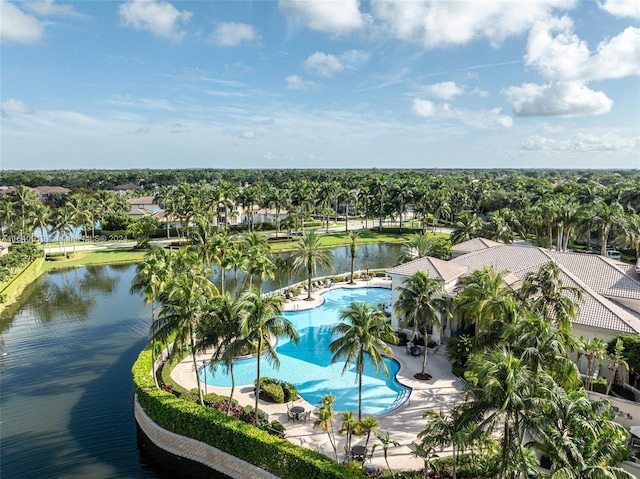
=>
[349,254,355,284]
[307,266,313,300]
[255,337,262,423]
[190,324,204,406]
[358,364,363,421]
[227,362,235,416]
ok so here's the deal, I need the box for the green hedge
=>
[133,347,364,479]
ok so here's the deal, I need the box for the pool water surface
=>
[199,287,411,416]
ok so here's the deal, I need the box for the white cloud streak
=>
[23,0,79,17]
[1,98,34,115]
[412,98,512,128]
[212,22,258,46]
[521,133,639,152]
[424,81,464,100]
[285,75,320,90]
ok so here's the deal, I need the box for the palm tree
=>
[130,247,172,370]
[450,212,484,245]
[605,338,629,395]
[329,301,396,420]
[454,266,519,347]
[240,289,298,422]
[589,199,625,256]
[198,292,248,415]
[419,405,470,479]
[13,185,41,240]
[291,230,334,301]
[528,388,634,479]
[518,260,583,332]
[347,230,360,284]
[396,234,433,264]
[376,430,400,477]
[154,251,218,406]
[394,271,451,378]
[314,394,339,460]
[579,337,607,391]
[51,207,74,256]
[503,315,578,390]
[466,347,536,479]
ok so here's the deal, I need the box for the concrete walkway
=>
[170,277,464,472]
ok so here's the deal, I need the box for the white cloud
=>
[510,18,637,118]
[340,49,370,69]
[506,81,613,117]
[213,22,258,46]
[412,98,512,128]
[525,18,640,81]
[304,52,344,77]
[522,133,639,151]
[371,0,575,48]
[279,0,364,35]
[303,50,370,77]
[599,0,640,19]
[590,27,640,80]
[424,81,464,100]
[285,75,320,90]
[1,98,34,115]
[471,87,489,97]
[240,130,256,139]
[23,0,79,17]
[0,0,44,43]
[118,0,192,42]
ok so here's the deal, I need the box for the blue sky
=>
[1,0,639,170]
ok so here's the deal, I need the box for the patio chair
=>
[287,409,296,422]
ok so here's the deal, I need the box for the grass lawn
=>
[42,249,145,271]
[269,228,449,252]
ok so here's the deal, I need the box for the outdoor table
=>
[351,445,367,461]
[291,406,305,421]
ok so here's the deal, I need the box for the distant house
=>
[32,186,71,201]
[387,238,640,345]
[0,186,16,196]
[127,196,162,218]
[113,183,139,194]
[241,206,288,225]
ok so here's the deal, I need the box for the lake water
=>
[0,243,402,478]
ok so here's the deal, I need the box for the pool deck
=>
[170,277,465,472]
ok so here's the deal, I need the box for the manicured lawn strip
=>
[42,250,145,271]
[269,228,448,252]
[0,257,45,305]
[133,348,365,479]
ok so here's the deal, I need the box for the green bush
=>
[260,382,285,403]
[591,377,608,394]
[282,382,298,403]
[256,377,298,404]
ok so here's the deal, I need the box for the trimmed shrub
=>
[591,376,608,394]
[260,382,285,403]
[282,382,298,403]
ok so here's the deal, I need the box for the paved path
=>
[170,277,464,472]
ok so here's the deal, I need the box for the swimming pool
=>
[199,287,411,416]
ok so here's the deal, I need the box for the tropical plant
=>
[394,271,451,377]
[347,230,360,284]
[329,301,396,420]
[453,266,519,348]
[240,289,298,422]
[291,230,334,300]
[605,338,629,396]
[154,250,218,406]
[517,260,583,332]
[314,394,339,461]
